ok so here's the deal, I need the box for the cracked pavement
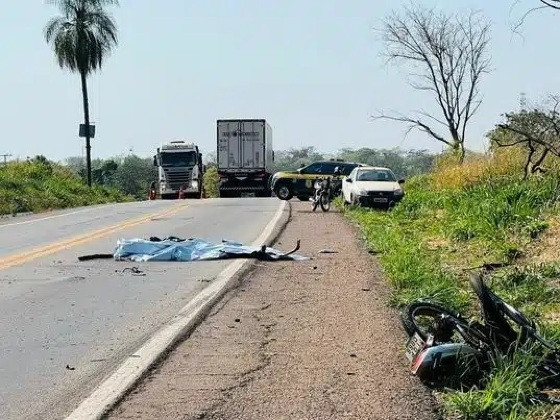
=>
[107,202,439,420]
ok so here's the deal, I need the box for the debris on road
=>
[107,202,436,420]
[318,249,338,254]
[65,364,75,371]
[78,253,113,261]
[466,262,510,272]
[121,267,146,276]
[77,238,309,263]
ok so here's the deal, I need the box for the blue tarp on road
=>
[113,238,309,262]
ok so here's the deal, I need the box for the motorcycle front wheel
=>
[311,193,320,212]
[320,192,330,212]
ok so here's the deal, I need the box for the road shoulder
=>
[107,202,439,420]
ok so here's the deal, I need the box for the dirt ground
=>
[107,201,439,420]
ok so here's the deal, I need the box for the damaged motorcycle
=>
[401,273,560,402]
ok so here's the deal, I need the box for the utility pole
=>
[520,92,527,110]
[0,153,12,165]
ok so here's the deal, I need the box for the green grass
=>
[202,166,219,198]
[349,206,471,310]
[444,350,541,420]
[0,161,130,215]
[343,161,560,419]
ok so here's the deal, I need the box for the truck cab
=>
[154,141,204,199]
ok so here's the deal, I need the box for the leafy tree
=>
[92,159,118,185]
[113,155,157,199]
[488,97,560,178]
[45,0,119,187]
[376,5,491,162]
[203,151,217,166]
[203,166,219,198]
[336,148,435,179]
[269,146,435,179]
[64,156,87,180]
[271,147,325,172]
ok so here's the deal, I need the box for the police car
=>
[270,160,365,201]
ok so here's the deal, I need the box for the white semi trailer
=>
[217,119,274,198]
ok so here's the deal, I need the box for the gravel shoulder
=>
[107,202,439,420]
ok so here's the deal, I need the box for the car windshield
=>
[160,152,197,167]
[356,169,396,182]
[301,162,356,175]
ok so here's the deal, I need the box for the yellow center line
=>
[0,203,189,271]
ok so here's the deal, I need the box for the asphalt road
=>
[0,198,282,420]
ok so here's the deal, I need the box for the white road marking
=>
[65,200,288,420]
[0,206,106,229]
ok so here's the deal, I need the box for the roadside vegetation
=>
[344,147,560,419]
[65,154,158,200]
[2,147,433,211]
[202,166,219,198]
[0,157,128,216]
[348,3,560,416]
[198,147,436,199]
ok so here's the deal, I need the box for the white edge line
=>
[65,200,288,420]
[0,201,168,229]
[0,206,108,229]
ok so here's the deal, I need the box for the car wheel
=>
[274,184,293,201]
[350,194,359,206]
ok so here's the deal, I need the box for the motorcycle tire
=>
[311,195,319,212]
[402,301,488,348]
[320,193,330,212]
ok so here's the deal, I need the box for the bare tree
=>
[490,96,560,178]
[511,0,560,30]
[540,0,560,9]
[375,5,491,162]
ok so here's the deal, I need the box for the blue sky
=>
[0,0,558,162]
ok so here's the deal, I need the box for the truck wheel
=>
[274,184,293,201]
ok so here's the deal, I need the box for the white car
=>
[342,166,405,208]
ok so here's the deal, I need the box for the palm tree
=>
[45,0,118,187]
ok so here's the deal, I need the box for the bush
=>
[431,149,526,190]
[0,160,129,215]
[203,166,219,198]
